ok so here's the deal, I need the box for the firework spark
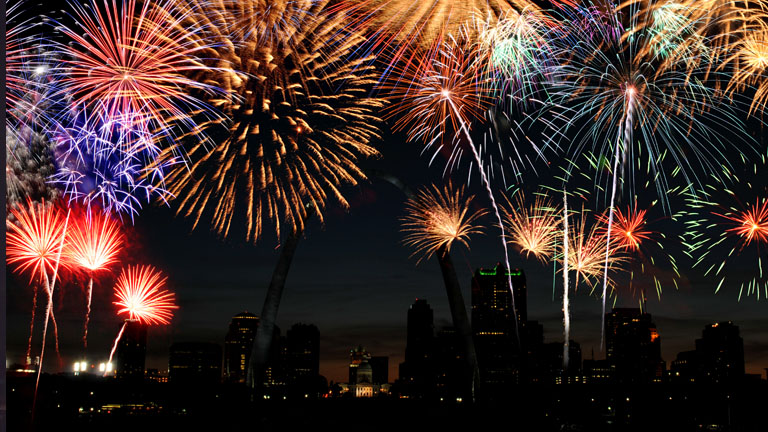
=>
[685,164,768,300]
[113,265,177,325]
[401,184,487,263]
[332,0,535,77]
[55,0,218,141]
[502,190,561,263]
[166,0,385,242]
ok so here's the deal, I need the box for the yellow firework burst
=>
[502,191,561,263]
[401,183,488,263]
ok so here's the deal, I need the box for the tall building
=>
[605,308,665,384]
[285,323,320,382]
[116,319,147,380]
[472,265,526,387]
[433,326,467,399]
[695,321,745,384]
[223,312,259,383]
[398,299,435,396]
[168,342,222,385]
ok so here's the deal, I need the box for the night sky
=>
[6,134,768,383]
[5,0,768,385]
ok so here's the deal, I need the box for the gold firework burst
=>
[165,0,386,241]
[401,183,488,263]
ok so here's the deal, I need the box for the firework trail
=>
[64,208,124,349]
[684,159,768,300]
[562,190,570,370]
[107,265,177,370]
[165,0,385,242]
[541,1,749,346]
[6,199,70,360]
[384,31,521,337]
[401,183,487,262]
[54,0,219,143]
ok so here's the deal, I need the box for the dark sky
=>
[5,0,768,384]
[6,134,768,383]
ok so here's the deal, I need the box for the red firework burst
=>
[723,199,768,247]
[6,199,70,283]
[607,205,652,252]
[113,265,177,325]
[64,208,124,273]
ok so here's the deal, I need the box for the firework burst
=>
[50,105,173,219]
[401,183,487,263]
[720,9,768,115]
[502,190,561,263]
[684,161,768,300]
[54,0,219,141]
[65,207,124,347]
[560,205,627,292]
[598,201,681,299]
[113,265,177,325]
[165,0,385,242]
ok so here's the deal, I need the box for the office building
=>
[169,342,222,385]
[605,308,665,384]
[116,319,147,380]
[223,312,259,383]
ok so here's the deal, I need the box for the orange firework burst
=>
[401,184,487,263]
[65,209,124,272]
[57,0,218,138]
[384,30,493,158]
[6,198,69,283]
[113,265,177,325]
[502,191,561,263]
[332,0,535,73]
[166,0,385,242]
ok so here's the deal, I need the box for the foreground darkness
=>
[9,372,767,432]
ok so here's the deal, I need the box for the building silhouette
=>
[398,299,435,396]
[433,326,467,399]
[672,321,745,384]
[116,319,147,380]
[472,265,527,387]
[285,323,320,381]
[605,308,665,384]
[168,342,222,385]
[223,311,259,383]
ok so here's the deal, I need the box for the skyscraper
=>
[471,265,527,387]
[398,299,435,396]
[223,312,259,383]
[285,323,320,382]
[116,319,147,380]
[169,342,222,385]
[605,308,665,384]
[695,321,745,384]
